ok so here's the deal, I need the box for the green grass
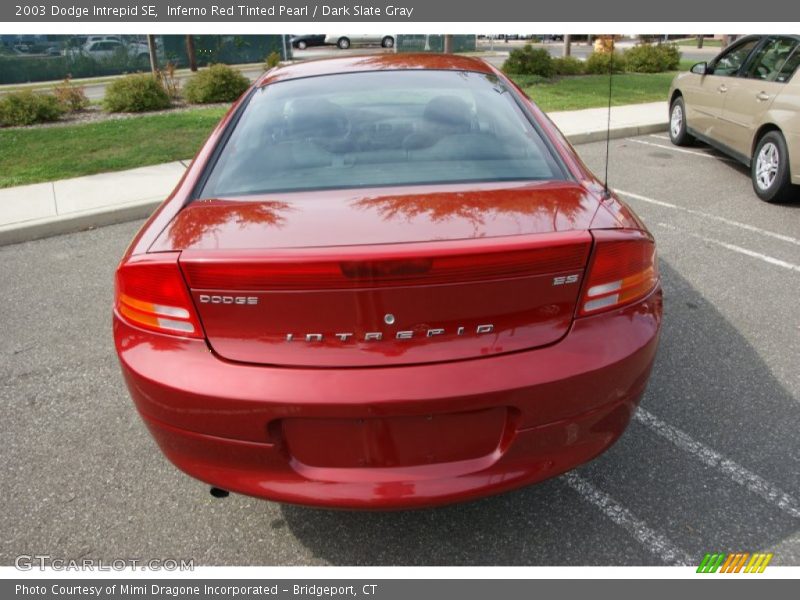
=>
[0,106,227,188]
[513,71,680,112]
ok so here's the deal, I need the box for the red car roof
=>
[256,53,496,86]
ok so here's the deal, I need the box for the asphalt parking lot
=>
[1,133,798,566]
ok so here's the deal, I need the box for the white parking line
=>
[649,134,672,141]
[618,190,679,209]
[635,409,800,520]
[563,472,692,565]
[657,222,800,273]
[624,137,738,162]
[617,189,800,247]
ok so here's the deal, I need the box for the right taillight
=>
[579,230,659,316]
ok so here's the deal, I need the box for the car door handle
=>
[756,91,771,101]
[718,84,728,93]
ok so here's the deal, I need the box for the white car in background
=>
[66,39,150,64]
[84,35,122,45]
[325,34,395,49]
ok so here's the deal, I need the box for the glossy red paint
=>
[113,54,663,508]
[150,180,601,252]
[255,53,496,87]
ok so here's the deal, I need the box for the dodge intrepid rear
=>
[113,54,662,509]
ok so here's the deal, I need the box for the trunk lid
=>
[161,181,599,367]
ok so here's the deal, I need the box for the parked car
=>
[669,34,800,202]
[66,39,149,64]
[63,35,122,50]
[113,54,662,509]
[84,35,122,45]
[290,34,327,50]
[324,34,395,49]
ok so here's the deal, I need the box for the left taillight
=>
[114,253,203,338]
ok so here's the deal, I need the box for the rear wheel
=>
[669,96,694,146]
[337,37,350,50]
[381,36,395,48]
[296,40,307,50]
[752,130,796,203]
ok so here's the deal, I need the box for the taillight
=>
[115,253,203,338]
[579,230,658,316]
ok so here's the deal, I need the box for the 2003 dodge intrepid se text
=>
[113,54,662,509]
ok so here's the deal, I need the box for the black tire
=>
[669,96,694,146]
[337,37,350,50]
[296,40,307,50]
[381,36,394,48]
[752,130,796,203]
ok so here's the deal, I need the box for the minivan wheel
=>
[337,37,350,49]
[752,131,795,203]
[669,97,694,146]
[382,36,395,48]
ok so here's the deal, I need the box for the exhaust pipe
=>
[210,487,230,498]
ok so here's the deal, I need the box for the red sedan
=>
[113,54,662,509]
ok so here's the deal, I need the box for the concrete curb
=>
[565,122,668,145]
[0,197,161,246]
[0,122,667,247]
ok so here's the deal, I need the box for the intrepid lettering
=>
[286,325,494,342]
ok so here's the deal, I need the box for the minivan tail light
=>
[579,230,658,316]
[115,253,203,338]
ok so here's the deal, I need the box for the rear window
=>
[199,70,567,197]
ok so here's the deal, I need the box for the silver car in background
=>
[325,34,395,49]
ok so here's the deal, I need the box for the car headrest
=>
[423,95,473,132]
[286,98,348,138]
[761,50,779,70]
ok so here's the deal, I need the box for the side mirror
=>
[691,62,708,75]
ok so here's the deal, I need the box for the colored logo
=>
[697,553,773,573]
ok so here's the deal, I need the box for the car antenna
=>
[602,36,615,200]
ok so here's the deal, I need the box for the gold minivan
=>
[669,35,800,202]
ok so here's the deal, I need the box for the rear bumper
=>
[115,286,662,509]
